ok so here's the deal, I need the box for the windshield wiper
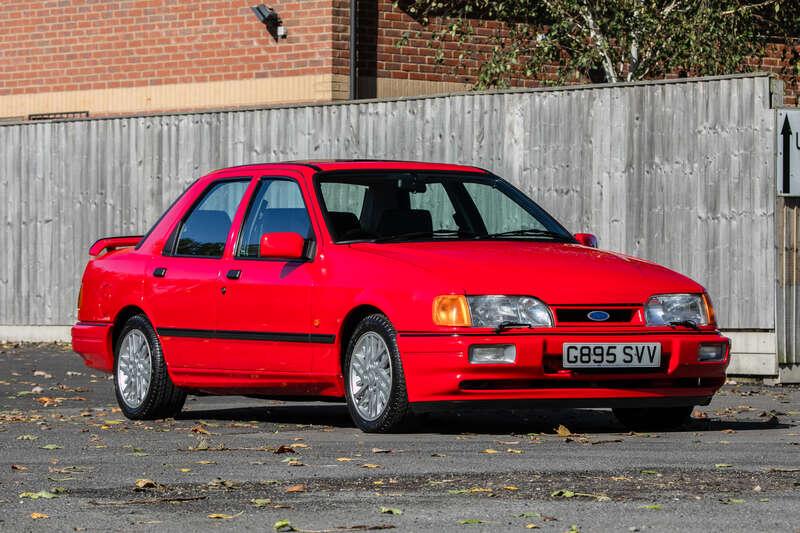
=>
[479,228,571,241]
[373,229,477,243]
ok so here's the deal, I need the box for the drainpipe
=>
[349,0,358,100]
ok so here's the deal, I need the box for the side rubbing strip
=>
[157,328,335,344]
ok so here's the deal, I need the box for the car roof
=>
[208,160,490,175]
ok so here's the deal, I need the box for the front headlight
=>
[468,296,553,328]
[433,295,553,328]
[645,293,714,326]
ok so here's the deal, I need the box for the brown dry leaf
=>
[507,448,523,454]
[482,449,499,454]
[36,397,62,407]
[190,425,210,435]
[11,464,28,471]
[371,447,392,454]
[134,478,158,490]
[691,409,709,419]
[33,370,53,379]
[273,445,297,454]
[503,485,519,491]
[30,513,49,520]
[555,424,572,437]
[285,459,304,467]
[722,429,736,434]
[285,484,306,493]
[361,463,380,469]
[336,457,353,462]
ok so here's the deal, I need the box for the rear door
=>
[146,177,250,371]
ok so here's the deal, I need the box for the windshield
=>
[316,172,574,244]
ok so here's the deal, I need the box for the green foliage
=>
[398,0,800,88]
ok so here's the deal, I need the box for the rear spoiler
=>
[89,235,142,256]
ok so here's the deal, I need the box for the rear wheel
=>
[114,314,186,420]
[612,406,693,431]
[344,314,411,433]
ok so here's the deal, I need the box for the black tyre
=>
[612,406,693,431]
[343,314,411,433]
[113,314,186,420]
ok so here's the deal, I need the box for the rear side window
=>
[174,180,249,257]
[237,178,312,258]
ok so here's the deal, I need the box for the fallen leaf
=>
[207,512,242,520]
[372,447,392,454]
[507,448,523,454]
[715,463,733,469]
[379,506,403,515]
[39,444,62,450]
[691,409,709,419]
[459,518,483,525]
[720,498,745,505]
[526,525,540,530]
[274,519,297,532]
[721,429,736,434]
[19,490,59,500]
[30,513,49,520]
[191,425,210,435]
[17,435,38,441]
[336,457,353,462]
[273,445,297,454]
[286,484,306,493]
[134,478,158,490]
[555,424,572,437]
[639,469,660,475]
[361,463,380,469]
[640,504,662,510]
[449,487,492,494]
[482,449,499,454]
[285,459,303,467]
[178,468,191,473]
[503,485,519,491]
[33,370,53,379]
[251,498,272,507]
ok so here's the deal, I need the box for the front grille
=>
[555,308,635,323]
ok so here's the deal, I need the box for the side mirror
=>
[259,232,306,259]
[574,233,598,248]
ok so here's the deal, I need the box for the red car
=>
[72,160,730,432]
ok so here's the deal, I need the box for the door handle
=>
[226,269,241,280]
[153,267,167,278]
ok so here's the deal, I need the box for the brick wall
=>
[0,0,338,110]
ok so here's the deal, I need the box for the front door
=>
[217,176,319,374]
[146,178,250,371]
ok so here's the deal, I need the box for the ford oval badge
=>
[587,310,610,321]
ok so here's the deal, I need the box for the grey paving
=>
[1,343,798,532]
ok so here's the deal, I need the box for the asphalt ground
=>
[0,343,798,532]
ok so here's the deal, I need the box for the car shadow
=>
[178,401,793,435]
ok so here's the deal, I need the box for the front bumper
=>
[397,330,729,406]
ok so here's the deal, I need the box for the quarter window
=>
[238,179,312,258]
[174,180,249,257]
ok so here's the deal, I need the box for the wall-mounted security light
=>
[251,4,286,40]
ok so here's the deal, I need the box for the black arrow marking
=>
[782,115,792,194]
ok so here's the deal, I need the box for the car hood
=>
[350,241,703,305]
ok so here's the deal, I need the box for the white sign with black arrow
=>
[778,110,800,196]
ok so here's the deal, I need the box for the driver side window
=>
[237,178,312,258]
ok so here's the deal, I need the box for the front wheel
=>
[613,406,693,431]
[344,314,411,433]
[114,314,186,420]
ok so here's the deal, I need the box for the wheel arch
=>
[111,305,149,355]
[338,304,386,371]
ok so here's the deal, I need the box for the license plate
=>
[562,343,662,368]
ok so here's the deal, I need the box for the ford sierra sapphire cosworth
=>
[72,161,730,432]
